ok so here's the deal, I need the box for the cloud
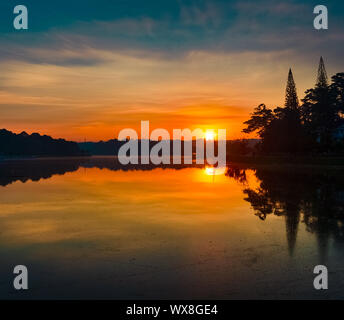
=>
[235,0,308,15]
[0,46,320,140]
[0,0,343,64]
[180,2,223,26]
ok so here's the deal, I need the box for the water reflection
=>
[1,159,344,260]
[236,166,344,261]
[225,165,248,185]
[0,157,204,187]
[2,159,344,257]
[1,157,344,298]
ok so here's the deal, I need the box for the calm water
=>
[1,157,344,299]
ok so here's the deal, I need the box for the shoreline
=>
[1,154,344,168]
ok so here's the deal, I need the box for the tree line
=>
[0,129,85,157]
[243,57,344,154]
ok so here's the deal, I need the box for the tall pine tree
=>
[273,68,304,152]
[317,56,328,88]
[302,57,338,151]
[285,68,299,111]
[243,68,308,153]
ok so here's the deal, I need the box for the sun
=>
[205,130,216,141]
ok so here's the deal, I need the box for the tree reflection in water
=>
[226,165,344,261]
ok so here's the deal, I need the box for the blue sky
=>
[0,0,342,54]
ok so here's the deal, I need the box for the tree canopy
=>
[243,57,344,154]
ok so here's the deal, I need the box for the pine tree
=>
[262,69,305,153]
[243,69,308,153]
[316,56,328,88]
[301,57,338,151]
[285,69,299,111]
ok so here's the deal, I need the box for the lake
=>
[1,157,344,299]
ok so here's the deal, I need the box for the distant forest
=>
[0,129,257,158]
[0,129,85,157]
[243,57,344,154]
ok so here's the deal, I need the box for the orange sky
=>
[1,49,322,142]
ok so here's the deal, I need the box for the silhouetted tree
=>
[244,57,344,155]
[264,69,307,153]
[331,72,344,113]
[242,104,274,137]
[285,68,299,111]
[301,57,339,152]
[330,72,344,148]
[317,56,328,87]
[243,69,308,153]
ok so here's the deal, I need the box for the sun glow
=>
[204,166,225,176]
[205,167,216,176]
[205,130,216,141]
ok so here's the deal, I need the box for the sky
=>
[0,0,343,141]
